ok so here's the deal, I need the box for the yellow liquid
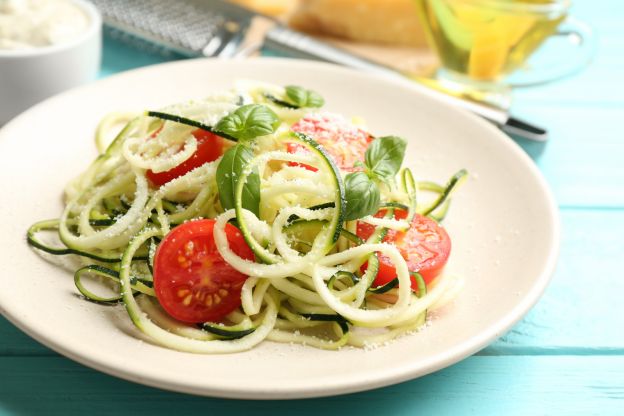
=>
[414,0,566,81]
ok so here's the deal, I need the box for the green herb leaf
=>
[343,171,381,221]
[216,144,260,216]
[264,94,298,109]
[214,104,280,141]
[364,136,407,182]
[285,85,325,108]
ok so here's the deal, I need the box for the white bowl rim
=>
[0,0,102,58]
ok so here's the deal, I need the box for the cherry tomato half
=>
[357,210,451,290]
[146,129,224,186]
[287,113,373,171]
[286,142,318,172]
[152,219,254,323]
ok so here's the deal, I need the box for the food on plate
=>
[27,80,466,353]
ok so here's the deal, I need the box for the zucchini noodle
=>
[27,80,467,353]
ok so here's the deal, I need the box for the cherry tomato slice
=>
[286,142,318,172]
[357,210,451,290]
[288,113,373,171]
[146,130,224,186]
[152,219,254,323]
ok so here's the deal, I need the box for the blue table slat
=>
[1,0,623,414]
[0,319,50,357]
[514,106,624,208]
[513,45,624,107]
[486,209,624,352]
[1,356,623,416]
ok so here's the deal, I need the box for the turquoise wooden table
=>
[1,1,623,414]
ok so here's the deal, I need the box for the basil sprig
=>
[216,144,260,217]
[214,104,279,142]
[343,136,407,220]
[343,172,380,221]
[285,85,325,108]
[364,136,407,182]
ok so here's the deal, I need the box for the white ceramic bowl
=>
[0,0,101,125]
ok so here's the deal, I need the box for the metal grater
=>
[89,0,254,57]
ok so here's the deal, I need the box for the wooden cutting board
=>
[230,0,438,75]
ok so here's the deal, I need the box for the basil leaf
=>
[364,136,407,181]
[285,85,325,108]
[216,144,260,217]
[214,104,279,141]
[264,93,298,109]
[343,171,380,221]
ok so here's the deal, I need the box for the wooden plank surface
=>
[513,106,624,208]
[0,356,622,415]
[485,209,624,352]
[1,0,623,414]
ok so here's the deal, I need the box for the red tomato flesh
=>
[288,113,373,171]
[286,141,318,172]
[146,129,224,186]
[153,219,254,323]
[357,210,451,290]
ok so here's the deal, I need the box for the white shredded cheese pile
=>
[0,0,89,50]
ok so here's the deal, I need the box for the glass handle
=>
[507,16,596,87]
[553,16,596,74]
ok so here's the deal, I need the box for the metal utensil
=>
[89,0,547,141]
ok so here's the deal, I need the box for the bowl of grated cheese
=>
[0,0,101,125]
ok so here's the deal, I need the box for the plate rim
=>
[0,57,560,399]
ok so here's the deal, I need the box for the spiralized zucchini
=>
[27,81,467,354]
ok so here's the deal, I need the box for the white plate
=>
[0,58,559,399]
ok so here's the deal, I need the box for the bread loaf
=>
[289,0,427,47]
[229,0,297,17]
